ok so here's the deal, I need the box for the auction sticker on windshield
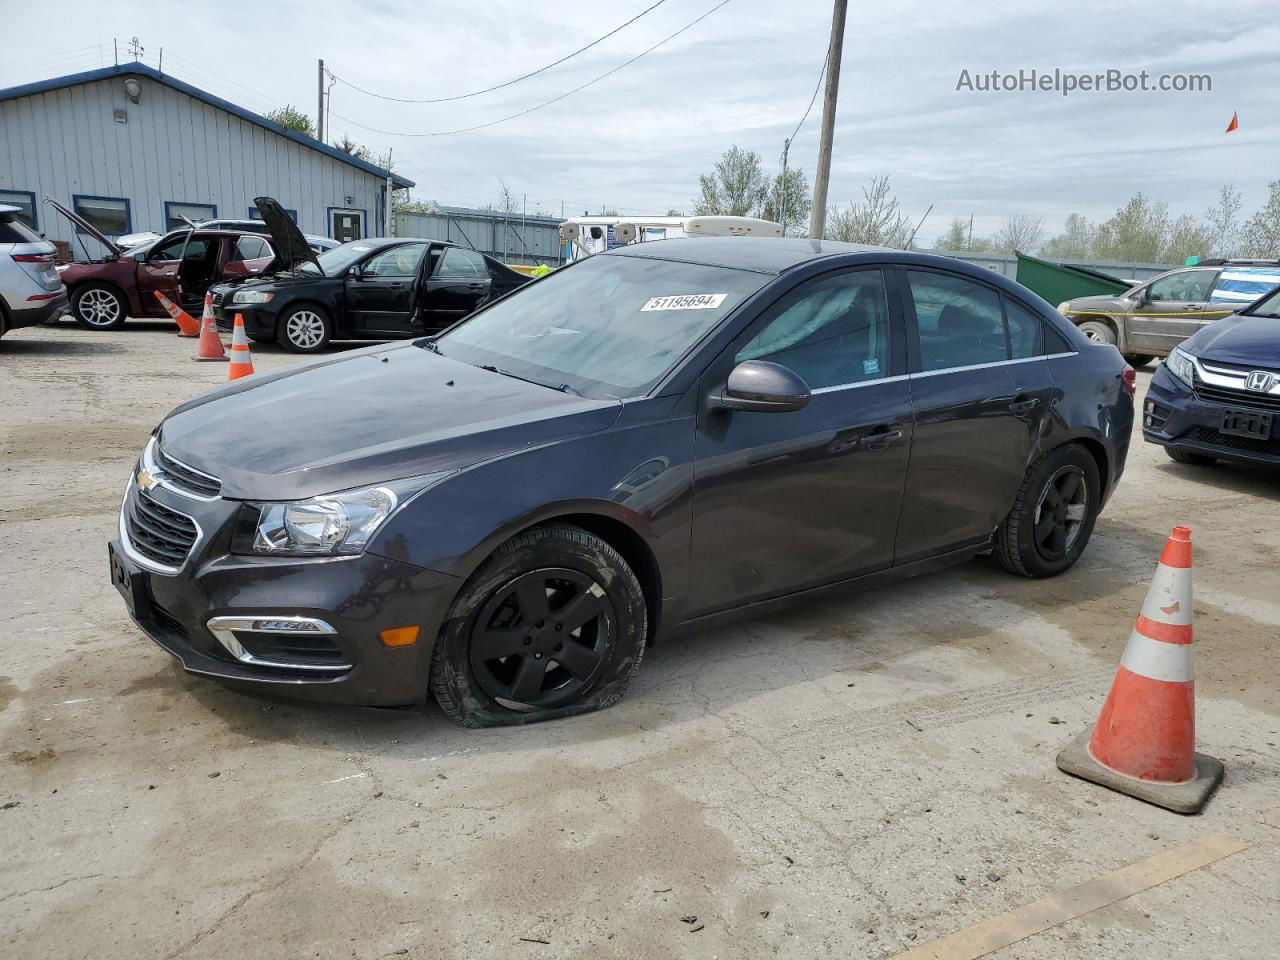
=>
[641,293,728,311]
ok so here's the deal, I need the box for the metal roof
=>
[0,63,414,189]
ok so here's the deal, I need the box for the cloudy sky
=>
[4,0,1276,244]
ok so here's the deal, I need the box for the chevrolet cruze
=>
[109,237,1133,726]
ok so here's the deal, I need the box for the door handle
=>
[861,427,904,452]
[1009,396,1040,415]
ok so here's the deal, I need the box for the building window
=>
[0,190,38,229]
[249,206,297,222]
[164,201,216,230]
[72,195,131,236]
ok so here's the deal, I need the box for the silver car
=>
[0,204,68,338]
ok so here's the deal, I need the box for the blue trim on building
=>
[71,193,132,236]
[0,63,413,189]
[0,189,39,230]
[327,206,370,241]
[164,200,217,229]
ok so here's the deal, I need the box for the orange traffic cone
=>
[227,313,255,381]
[1057,526,1224,813]
[193,293,228,362]
[154,290,200,337]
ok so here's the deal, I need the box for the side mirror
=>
[710,360,811,413]
[348,264,365,279]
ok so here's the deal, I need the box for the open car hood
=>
[44,196,123,257]
[253,195,321,272]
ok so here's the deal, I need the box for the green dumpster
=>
[1014,251,1133,304]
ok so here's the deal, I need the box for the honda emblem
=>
[1244,370,1276,393]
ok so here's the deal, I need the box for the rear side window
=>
[231,235,270,262]
[906,270,1006,370]
[437,248,487,278]
[1004,298,1044,359]
[0,215,42,244]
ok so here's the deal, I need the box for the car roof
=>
[604,236,893,274]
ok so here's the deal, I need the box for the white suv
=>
[0,204,68,338]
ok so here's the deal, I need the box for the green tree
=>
[1093,194,1169,262]
[760,167,811,237]
[824,175,913,247]
[1162,214,1213,264]
[935,217,969,251]
[1204,184,1242,258]
[266,104,314,137]
[1238,181,1280,258]
[695,146,769,217]
[1041,213,1097,259]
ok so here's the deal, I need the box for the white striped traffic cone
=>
[1057,526,1224,813]
[154,290,200,337]
[193,293,228,362]
[227,313,255,381]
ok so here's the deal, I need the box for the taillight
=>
[12,253,55,263]
[1122,364,1137,397]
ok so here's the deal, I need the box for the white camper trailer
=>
[558,215,783,262]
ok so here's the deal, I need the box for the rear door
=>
[420,248,492,331]
[894,267,1038,564]
[221,234,274,280]
[345,242,428,336]
[1125,268,1219,354]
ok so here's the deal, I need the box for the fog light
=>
[380,626,420,647]
[253,619,323,632]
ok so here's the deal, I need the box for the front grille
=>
[210,291,226,307]
[154,445,221,498]
[125,488,198,568]
[1190,426,1280,457]
[1193,380,1280,411]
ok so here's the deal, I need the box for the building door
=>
[331,209,365,243]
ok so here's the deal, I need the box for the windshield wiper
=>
[554,383,583,396]
[477,364,568,393]
[419,338,441,354]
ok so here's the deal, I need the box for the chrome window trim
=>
[811,373,911,395]
[144,437,222,502]
[118,477,204,576]
[909,352,1078,380]
[206,616,351,673]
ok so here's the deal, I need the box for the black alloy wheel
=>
[993,443,1101,578]
[1033,465,1088,561]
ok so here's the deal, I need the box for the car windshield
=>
[1244,285,1280,318]
[431,253,770,400]
[299,240,382,276]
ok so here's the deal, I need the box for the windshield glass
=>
[433,254,769,399]
[300,240,382,276]
[1248,286,1280,318]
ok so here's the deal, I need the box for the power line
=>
[787,46,829,146]
[328,0,733,138]
[329,0,670,104]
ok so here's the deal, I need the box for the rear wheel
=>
[278,305,331,353]
[72,284,127,330]
[1165,446,1216,466]
[430,524,647,727]
[994,444,1101,578]
[1076,319,1116,347]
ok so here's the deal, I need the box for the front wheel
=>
[993,444,1102,578]
[278,305,331,353]
[430,524,647,727]
[1076,319,1116,347]
[72,284,128,330]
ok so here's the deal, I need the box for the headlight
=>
[240,473,451,557]
[1057,301,1072,314]
[1165,347,1196,387]
[232,289,274,304]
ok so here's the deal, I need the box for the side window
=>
[736,269,891,389]
[1148,270,1212,302]
[437,248,487,278]
[363,243,428,277]
[230,236,269,262]
[1004,298,1044,359]
[906,270,1006,370]
[148,235,189,261]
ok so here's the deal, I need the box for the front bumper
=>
[1143,364,1280,466]
[111,478,461,706]
[213,298,280,338]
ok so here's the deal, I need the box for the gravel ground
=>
[2,317,1278,959]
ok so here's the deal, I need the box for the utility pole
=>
[317,59,326,142]
[808,0,847,240]
[967,212,974,249]
[780,138,791,235]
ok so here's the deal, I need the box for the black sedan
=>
[209,198,528,351]
[109,237,1133,725]
[1143,288,1280,466]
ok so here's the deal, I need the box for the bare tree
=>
[1204,184,1242,258]
[992,214,1045,254]
[1240,180,1280,258]
[695,146,769,217]
[824,175,913,247]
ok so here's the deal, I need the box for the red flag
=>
[1226,111,1239,133]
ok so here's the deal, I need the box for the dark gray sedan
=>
[109,237,1134,725]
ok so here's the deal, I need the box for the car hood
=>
[253,195,320,272]
[44,196,123,257]
[158,341,622,500]
[1185,312,1277,367]
[213,270,327,293]
[1064,294,1129,309]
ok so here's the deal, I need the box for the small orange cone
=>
[227,313,255,381]
[1057,526,1224,813]
[193,293,228,362]
[154,290,200,337]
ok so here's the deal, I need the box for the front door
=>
[331,209,364,243]
[346,243,428,336]
[688,266,913,616]
[895,268,1041,563]
[1126,268,1219,354]
[135,232,189,315]
[419,247,493,331]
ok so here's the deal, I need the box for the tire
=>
[430,524,647,727]
[993,444,1102,579]
[277,304,331,353]
[71,283,128,330]
[1165,446,1216,466]
[1076,319,1117,347]
[1124,353,1156,366]
[247,331,277,345]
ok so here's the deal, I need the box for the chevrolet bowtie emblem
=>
[136,468,158,490]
